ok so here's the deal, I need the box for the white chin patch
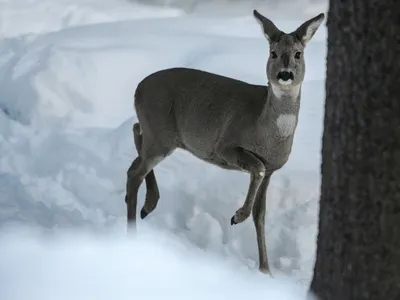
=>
[278,79,292,86]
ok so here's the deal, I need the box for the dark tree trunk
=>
[309,1,400,300]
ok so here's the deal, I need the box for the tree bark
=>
[309,1,400,299]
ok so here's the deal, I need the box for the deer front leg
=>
[216,147,266,225]
[252,174,271,274]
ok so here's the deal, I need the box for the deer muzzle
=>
[277,71,294,82]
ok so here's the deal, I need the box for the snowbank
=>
[0,0,183,38]
[0,225,317,300]
[0,0,328,38]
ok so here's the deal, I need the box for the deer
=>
[125,10,325,275]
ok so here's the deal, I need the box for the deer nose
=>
[277,71,294,82]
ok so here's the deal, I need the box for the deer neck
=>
[261,82,302,138]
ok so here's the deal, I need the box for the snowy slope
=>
[0,0,327,298]
[0,226,318,300]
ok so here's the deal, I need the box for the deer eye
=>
[295,51,302,59]
[271,51,277,59]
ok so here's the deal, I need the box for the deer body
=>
[125,10,325,275]
[135,67,298,171]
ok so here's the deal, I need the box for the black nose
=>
[277,71,294,81]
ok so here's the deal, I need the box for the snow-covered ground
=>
[0,0,327,299]
[0,226,318,300]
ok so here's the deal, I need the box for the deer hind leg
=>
[252,174,272,275]
[125,128,170,225]
[132,123,160,219]
[125,156,142,224]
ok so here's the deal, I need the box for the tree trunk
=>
[309,1,400,299]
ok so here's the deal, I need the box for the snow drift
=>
[0,225,318,300]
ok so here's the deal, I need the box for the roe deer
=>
[125,10,325,274]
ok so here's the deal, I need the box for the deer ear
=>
[253,10,282,43]
[293,13,325,46]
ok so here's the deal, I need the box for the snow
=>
[0,226,317,300]
[0,0,327,299]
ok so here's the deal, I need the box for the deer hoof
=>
[140,208,149,219]
[258,263,273,276]
[230,208,249,225]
